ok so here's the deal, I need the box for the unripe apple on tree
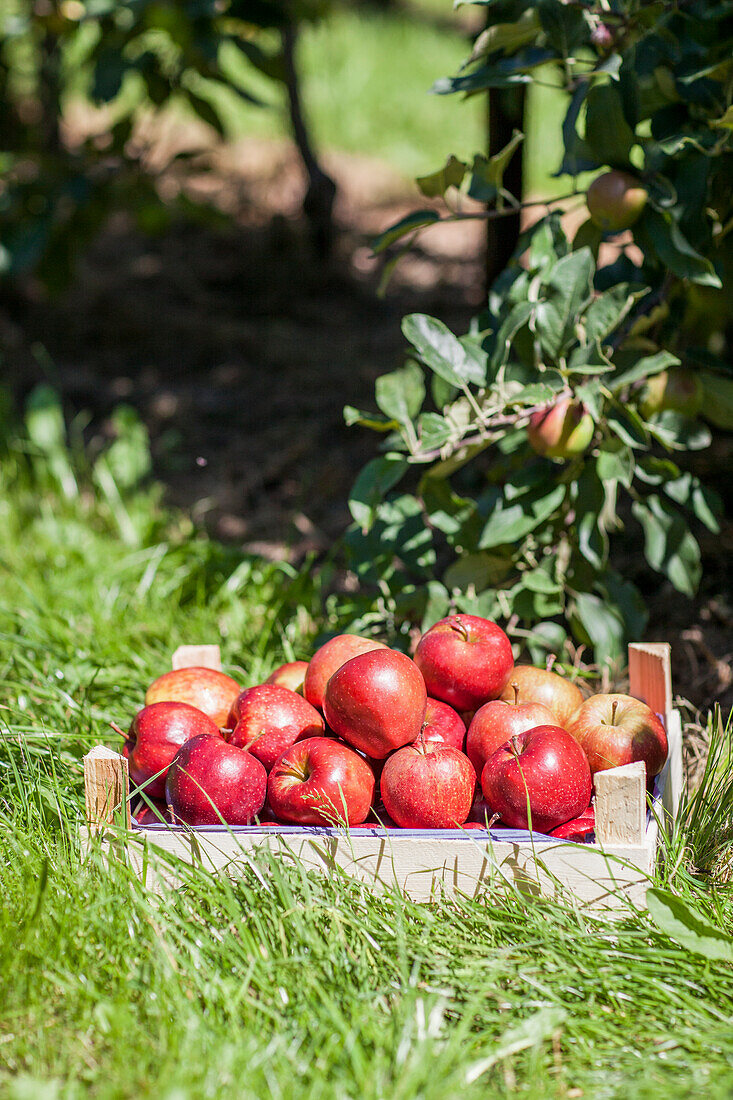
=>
[586,170,648,233]
[527,398,594,460]
[639,367,703,419]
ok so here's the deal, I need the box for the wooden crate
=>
[82,642,683,914]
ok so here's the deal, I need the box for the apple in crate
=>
[265,661,309,693]
[380,742,475,829]
[324,648,427,759]
[481,725,592,833]
[132,798,171,825]
[499,666,583,727]
[549,805,595,842]
[228,685,324,772]
[145,667,240,728]
[304,634,388,710]
[120,701,221,799]
[567,693,668,777]
[166,734,267,826]
[414,614,513,712]
[267,737,375,826]
[466,690,555,776]
[417,698,466,750]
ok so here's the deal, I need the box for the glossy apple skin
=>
[466,698,556,777]
[165,734,267,826]
[380,743,475,829]
[414,614,513,712]
[124,701,221,799]
[499,666,583,727]
[132,798,171,825]
[324,648,427,759]
[465,792,497,826]
[567,693,668,777]
[304,635,388,711]
[481,724,592,833]
[265,661,309,694]
[228,685,324,772]
[527,399,594,460]
[416,698,466,751]
[145,667,240,728]
[267,736,375,826]
[549,805,595,841]
[587,169,648,232]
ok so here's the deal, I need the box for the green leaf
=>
[375,362,425,425]
[537,0,588,57]
[478,483,565,549]
[711,105,733,130]
[534,249,595,358]
[402,315,486,387]
[611,350,680,392]
[632,495,701,596]
[467,10,542,63]
[647,889,733,962]
[664,474,722,533]
[417,412,453,452]
[583,284,643,344]
[572,218,602,260]
[606,403,649,449]
[584,83,635,167]
[104,406,151,490]
[491,301,534,368]
[185,89,226,136]
[556,84,600,176]
[699,372,733,430]
[572,592,626,666]
[416,156,467,199]
[641,210,722,288]
[444,551,512,594]
[349,455,409,532]
[466,132,524,202]
[343,406,396,432]
[372,211,441,254]
[648,413,712,452]
[26,384,66,452]
[596,445,634,488]
[575,462,607,571]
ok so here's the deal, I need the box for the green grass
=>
[2,394,733,1099]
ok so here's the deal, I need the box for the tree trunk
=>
[486,86,526,286]
[282,23,337,257]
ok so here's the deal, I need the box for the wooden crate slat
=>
[84,745,131,831]
[628,642,672,723]
[594,762,646,847]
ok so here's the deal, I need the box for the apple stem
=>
[611,699,619,724]
[546,654,557,673]
[418,722,427,755]
[510,734,522,758]
[451,616,469,642]
[512,683,520,706]
[109,722,126,740]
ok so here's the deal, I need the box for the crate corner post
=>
[83,745,131,832]
[171,644,222,671]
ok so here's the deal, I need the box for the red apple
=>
[466,692,556,777]
[416,698,466,750]
[414,614,513,712]
[499,666,583,727]
[586,169,648,232]
[145,666,240,728]
[323,648,427,759]
[165,734,267,826]
[265,660,309,693]
[481,725,592,833]
[228,684,324,772]
[120,701,220,799]
[380,742,475,829]
[465,791,497,826]
[549,805,595,841]
[267,736,375,826]
[527,398,594,459]
[132,798,171,825]
[304,634,388,710]
[567,693,668,776]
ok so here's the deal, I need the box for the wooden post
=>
[594,761,646,847]
[171,644,222,671]
[628,642,672,725]
[83,746,131,832]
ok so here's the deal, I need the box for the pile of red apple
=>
[119,615,668,840]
